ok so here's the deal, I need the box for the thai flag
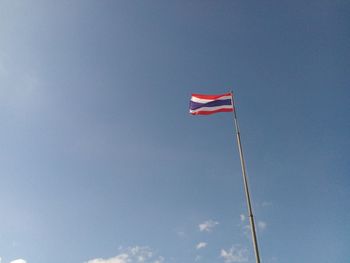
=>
[189,93,234,115]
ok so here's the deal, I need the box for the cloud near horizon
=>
[86,254,128,263]
[85,246,164,263]
[10,260,27,263]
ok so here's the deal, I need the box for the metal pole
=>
[230,92,261,263]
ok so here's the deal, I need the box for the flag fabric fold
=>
[189,93,233,115]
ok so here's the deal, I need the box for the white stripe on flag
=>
[189,105,233,113]
[190,95,232,104]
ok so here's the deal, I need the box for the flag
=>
[189,93,234,115]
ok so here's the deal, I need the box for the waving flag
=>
[188,92,262,263]
[189,93,234,115]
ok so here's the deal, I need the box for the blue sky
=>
[0,1,349,263]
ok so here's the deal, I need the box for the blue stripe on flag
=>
[189,99,232,110]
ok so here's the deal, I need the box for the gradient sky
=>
[0,1,349,263]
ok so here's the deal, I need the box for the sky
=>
[0,1,349,263]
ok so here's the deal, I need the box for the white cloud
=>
[240,214,245,222]
[198,220,219,232]
[196,242,207,250]
[10,260,27,263]
[258,221,267,231]
[86,254,128,263]
[86,246,163,263]
[129,246,153,262]
[220,245,248,263]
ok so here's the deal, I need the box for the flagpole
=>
[230,92,261,263]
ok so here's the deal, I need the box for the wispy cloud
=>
[220,245,248,263]
[86,246,163,263]
[258,221,267,231]
[174,226,187,238]
[243,224,251,238]
[196,242,207,250]
[86,254,128,263]
[153,257,164,263]
[10,260,27,263]
[198,220,219,232]
[240,214,245,222]
[242,220,267,238]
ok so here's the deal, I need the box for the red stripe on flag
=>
[190,108,233,115]
[191,93,232,100]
